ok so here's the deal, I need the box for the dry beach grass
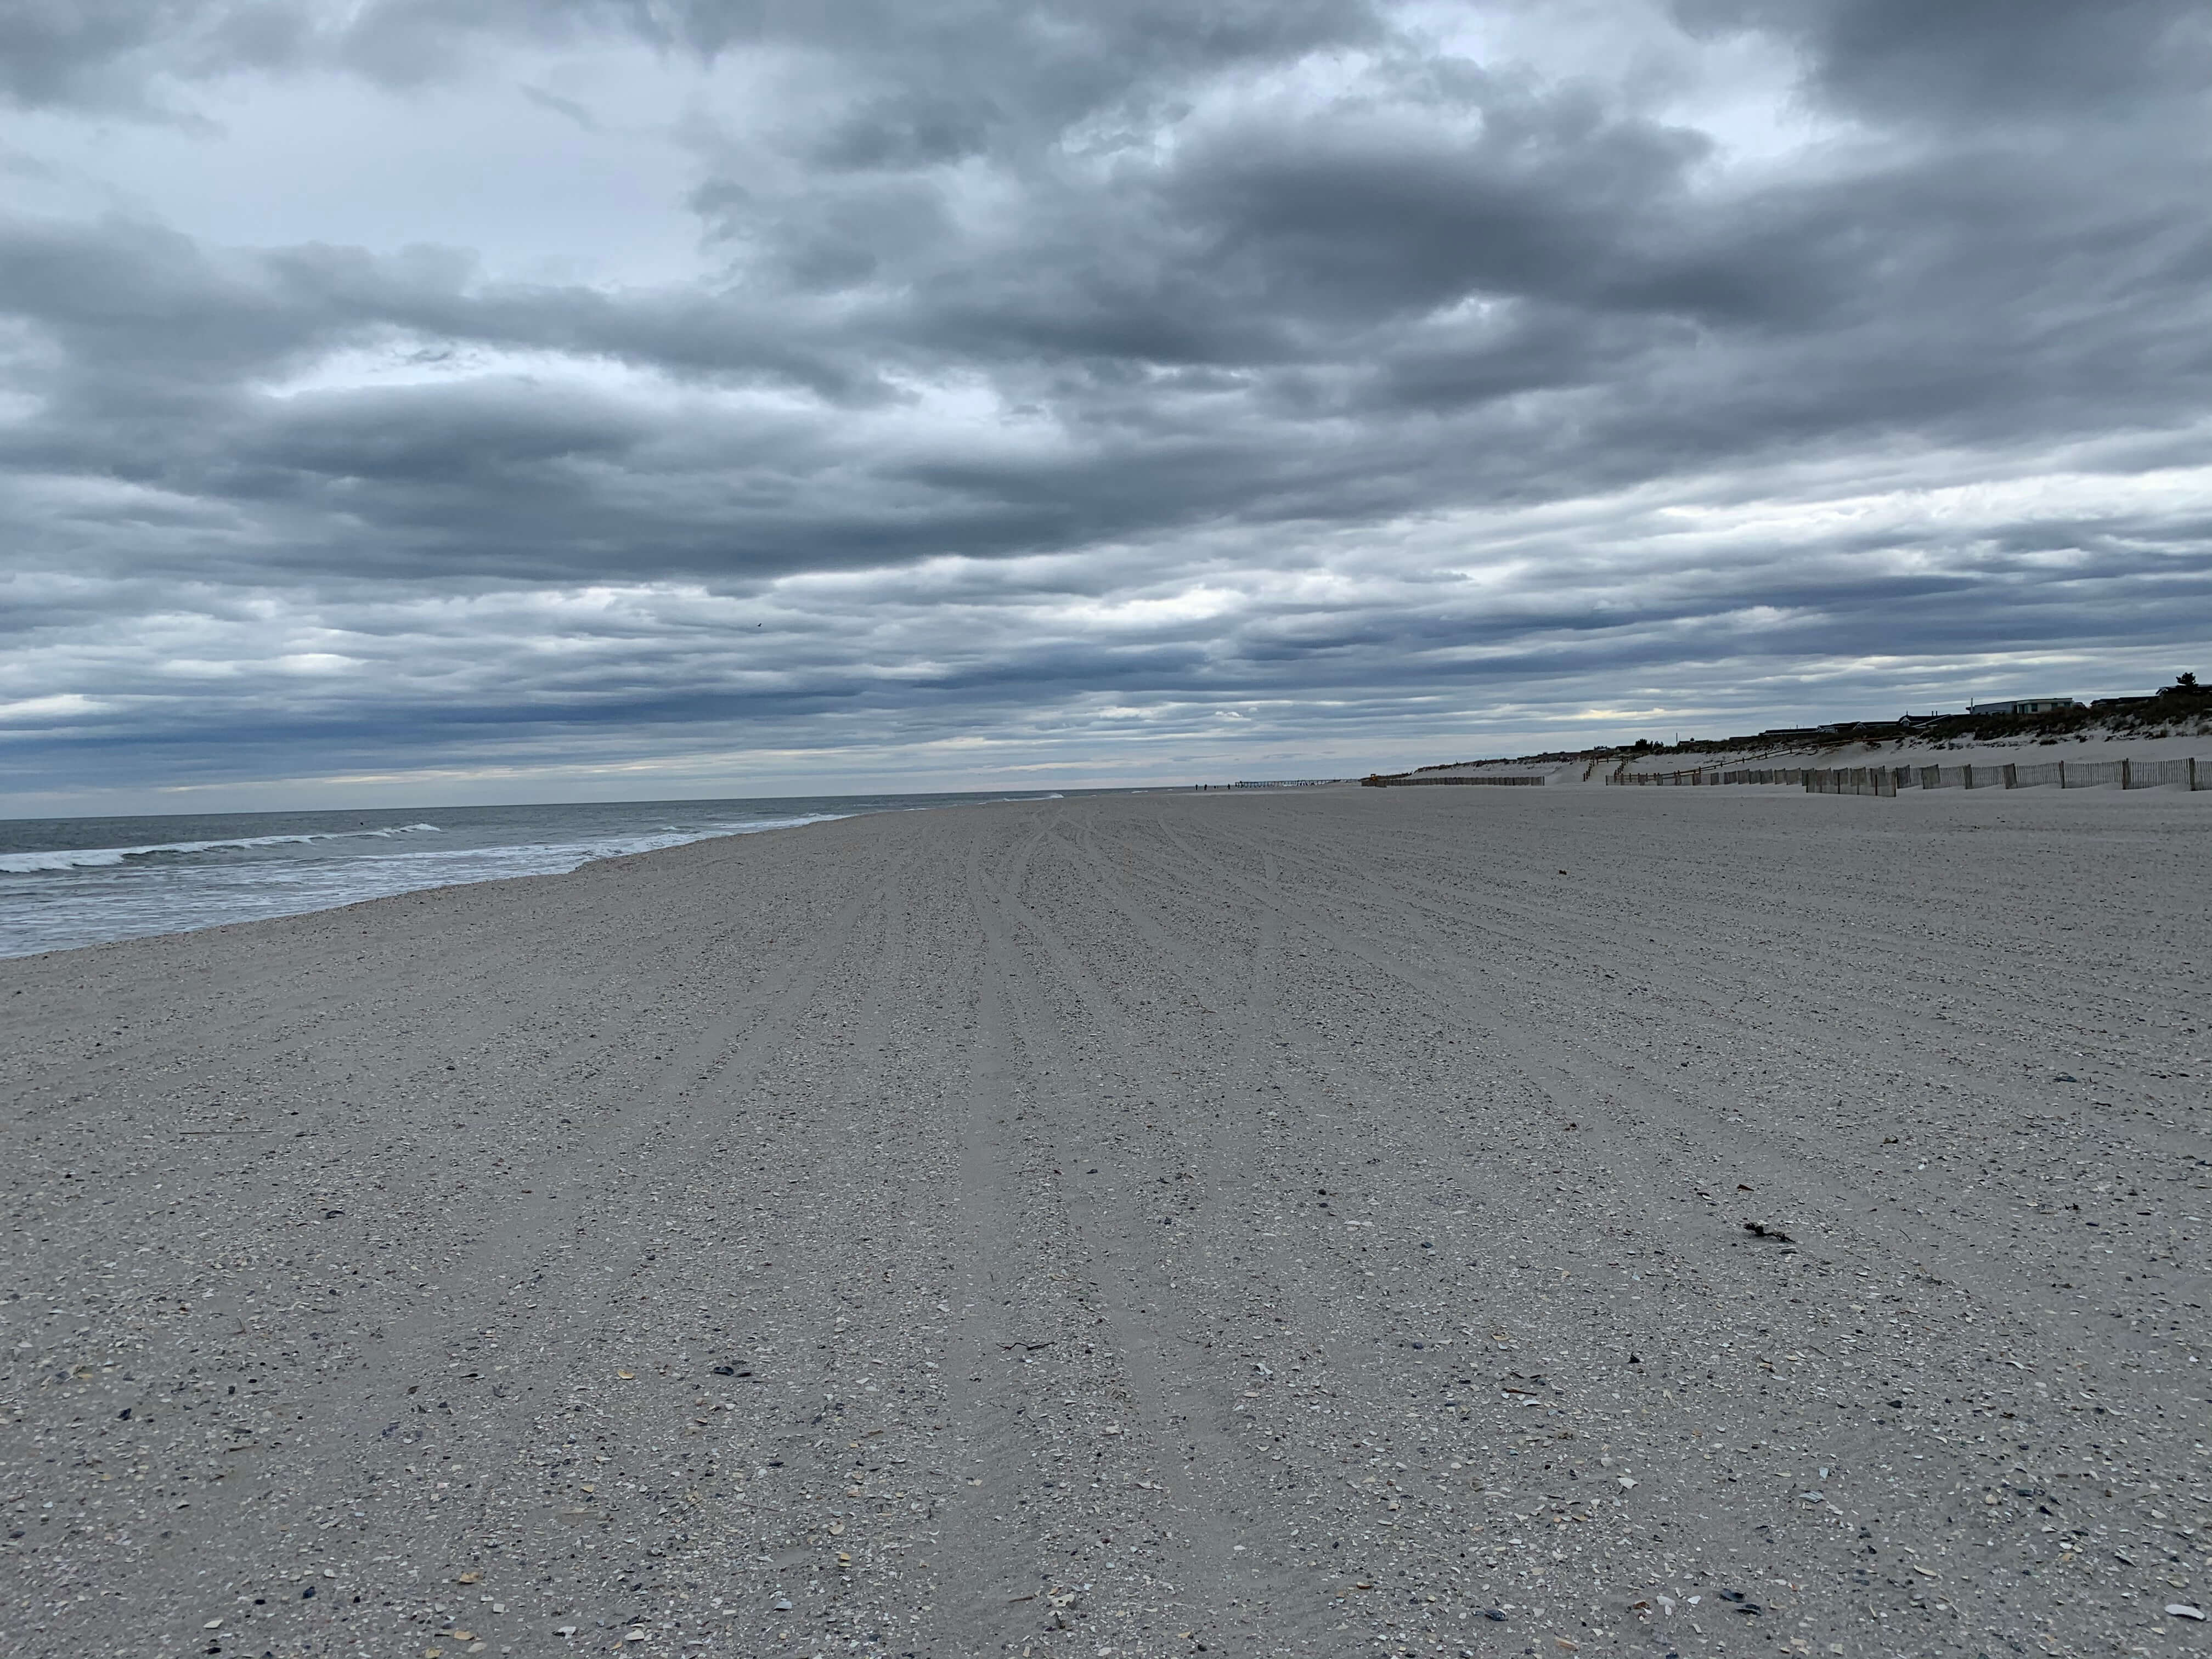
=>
[3,786,2208,1657]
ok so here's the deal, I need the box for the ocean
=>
[0,790,1095,960]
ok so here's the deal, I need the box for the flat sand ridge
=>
[3,786,2208,1658]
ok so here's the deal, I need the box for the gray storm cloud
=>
[1,0,2207,809]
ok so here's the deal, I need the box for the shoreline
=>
[0,787,1115,963]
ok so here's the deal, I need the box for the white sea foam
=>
[577,813,849,864]
[0,795,1068,959]
[0,823,443,874]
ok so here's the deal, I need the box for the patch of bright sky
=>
[257,337,1069,460]
[1641,464,2212,547]
[0,692,108,723]
[259,336,682,399]
[1361,455,2212,590]
[866,368,1068,448]
[1153,42,1457,157]
[8,43,712,285]
[1402,0,1850,188]
[1046,587,1243,630]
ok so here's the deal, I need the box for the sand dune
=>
[4,787,2207,1656]
[1409,721,2212,785]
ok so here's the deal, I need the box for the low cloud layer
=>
[3,0,2208,810]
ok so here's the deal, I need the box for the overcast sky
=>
[3,0,2208,813]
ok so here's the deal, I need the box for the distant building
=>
[1968,697,2080,715]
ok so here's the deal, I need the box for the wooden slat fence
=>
[1605,757,2205,795]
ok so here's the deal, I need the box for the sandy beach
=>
[4,786,2208,1658]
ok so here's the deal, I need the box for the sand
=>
[3,786,2208,1657]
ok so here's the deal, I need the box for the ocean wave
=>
[0,823,443,874]
[221,814,850,879]
[712,812,849,835]
[577,813,850,864]
[0,798,981,958]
